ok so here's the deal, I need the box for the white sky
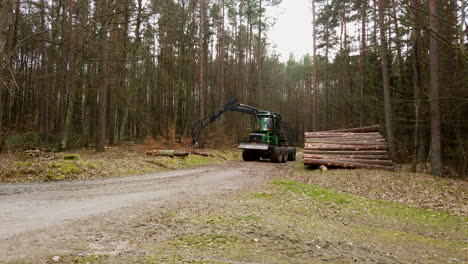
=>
[267,0,313,62]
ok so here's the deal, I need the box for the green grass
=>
[272,179,467,229]
[184,155,218,166]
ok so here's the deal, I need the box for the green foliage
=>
[46,162,83,180]
[5,132,41,149]
[63,154,80,160]
[14,161,31,167]
[184,155,217,166]
[254,192,270,198]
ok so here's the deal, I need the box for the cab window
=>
[256,117,273,131]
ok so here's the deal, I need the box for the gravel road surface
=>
[0,161,273,240]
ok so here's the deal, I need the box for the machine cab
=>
[255,115,274,132]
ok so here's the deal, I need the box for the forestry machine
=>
[191,98,296,162]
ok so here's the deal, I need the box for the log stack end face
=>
[303,125,394,170]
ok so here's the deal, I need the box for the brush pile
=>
[303,125,394,170]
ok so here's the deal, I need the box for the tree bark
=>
[0,0,14,130]
[198,0,206,120]
[61,0,78,149]
[359,0,366,127]
[429,0,442,176]
[312,0,318,132]
[39,0,49,144]
[378,0,395,159]
[96,0,108,152]
[0,0,13,53]
[411,0,422,172]
[216,0,225,105]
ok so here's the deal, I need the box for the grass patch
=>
[142,254,229,264]
[272,179,467,229]
[254,192,270,198]
[1,148,241,183]
[179,233,238,248]
[184,155,218,166]
[135,180,466,264]
[273,179,351,205]
[63,154,80,160]
[243,213,261,221]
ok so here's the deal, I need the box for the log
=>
[303,159,394,170]
[305,139,387,144]
[322,125,380,133]
[304,150,389,155]
[303,154,390,160]
[305,137,386,141]
[147,149,212,157]
[191,150,211,157]
[304,144,388,150]
[146,150,190,157]
[305,132,381,137]
[304,157,393,166]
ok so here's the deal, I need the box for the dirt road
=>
[0,161,274,240]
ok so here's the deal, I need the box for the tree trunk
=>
[96,0,108,152]
[392,0,404,92]
[198,0,206,120]
[359,1,366,127]
[429,0,442,176]
[256,0,262,106]
[0,0,13,53]
[312,0,318,132]
[216,0,225,105]
[61,0,78,149]
[411,0,422,172]
[378,0,395,159]
[39,0,49,144]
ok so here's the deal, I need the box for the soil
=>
[0,161,270,240]
[0,157,466,264]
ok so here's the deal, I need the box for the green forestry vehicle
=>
[191,98,296,163]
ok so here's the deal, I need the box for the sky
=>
[267,0,313,62]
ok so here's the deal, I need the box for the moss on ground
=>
[0,149,241,183]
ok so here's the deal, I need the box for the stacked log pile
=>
[303,125,394,170]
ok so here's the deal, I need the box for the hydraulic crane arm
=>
[191,98,262,147]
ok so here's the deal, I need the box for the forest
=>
[0,0,466,176]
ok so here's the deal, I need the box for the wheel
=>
[287,147,296,161]
[281,148,287,163]
[242,149,255,161]
[271,147,282,163]
[243,149,260,161]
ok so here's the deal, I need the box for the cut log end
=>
[303,125,392,171]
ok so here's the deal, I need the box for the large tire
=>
[287,147,296,161]
[242,149,257,161]
[281,148,287,163]
[271,147,282,163]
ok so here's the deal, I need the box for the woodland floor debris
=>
[0,157,466,264]
[0,144,240,183]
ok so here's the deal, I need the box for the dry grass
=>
[0,142,240,183]
[292,161,468,216]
